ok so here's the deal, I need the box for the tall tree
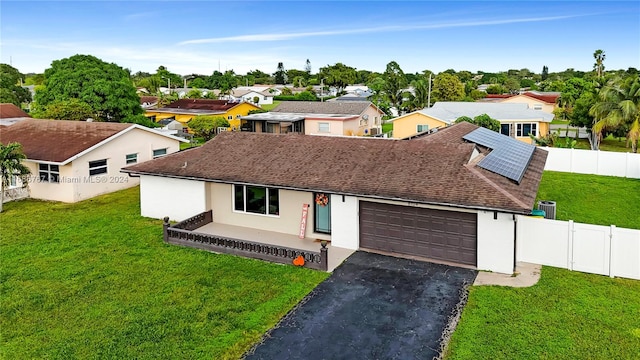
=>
[318,63,357,94]
[274,62,287,85]
[0,142,31,213]
[454,114,500,132]
[382,61,407,111]
[34,55,142,122]
[590,75,640,152]
[410,79,429,110]
[0,64,31,106]
[593,49,606,78]
[304,59,312,76]
[541,66,549,81]
[432,73,465,102]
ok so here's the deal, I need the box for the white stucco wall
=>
[330,194,359,249]
[477,210,515,274]
[24,161,75,202]
[209,183,331,241]
[140,175,207,220]
[73,127,181,202]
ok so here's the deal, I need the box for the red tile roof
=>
[163,99,241,111]
[123,123,547,214]
[0,103,31,119]
[522,92,559,104]
[0,119,132,163]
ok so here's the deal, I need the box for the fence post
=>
[163,216,170,242]
[609,225,616,278]
[567,220,574,271]
[320,241,328,271]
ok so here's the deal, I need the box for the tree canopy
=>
[455,114,501,132]
[34,55,142,122]
[0,64,31,106]
[383,61,407,111]
[319,63,356,94]
[188,116,230,140]
[433,73,465,102]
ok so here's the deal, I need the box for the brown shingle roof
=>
[123,123,547,213]
[272,101,374,115]
[0,103,31,119]
[0,119,131,163]
[522,92,559,104]
[140,96,158,105]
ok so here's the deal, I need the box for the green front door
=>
[314,193,331,234]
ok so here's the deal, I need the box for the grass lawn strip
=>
[446,266,640,359]
[535,171,640,229]
[0,187,328,359]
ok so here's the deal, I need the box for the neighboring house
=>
[481,91,560,113]
[0,119,186,203]
[145,99,262,130]
[344,85,370,95]
[122,122,547,275]
[390,102,554,143]
[140,96,159,110]
[225,89,274,106]
[328,92,373,102]
[0,103,31,126]
[241,101,385,136]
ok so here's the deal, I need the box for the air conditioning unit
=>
[537,201,556,220]
[369,127,379,136]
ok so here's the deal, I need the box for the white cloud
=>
[178,14,582,45]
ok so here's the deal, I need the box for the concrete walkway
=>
[473,262,541,287]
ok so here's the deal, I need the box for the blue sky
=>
[1,1,639,76]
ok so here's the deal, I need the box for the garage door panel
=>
[359,202,477,266]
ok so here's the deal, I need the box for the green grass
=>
[0,187,328,359]
[573,134,637,153]
[260,100,281,111]
[382,122,393,134]
[536,171,640,229]
[446,266,640,360]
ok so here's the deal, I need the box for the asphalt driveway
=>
[244,251,477,360]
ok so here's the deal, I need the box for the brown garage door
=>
[359,202,477,266]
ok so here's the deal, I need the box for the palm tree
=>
[590,76,640,152]
[593,49,606,78]
[411,79,429,110]
[0,142,31,212]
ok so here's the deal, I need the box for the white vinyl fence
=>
[543,147,640,178]
[516,215,640,280]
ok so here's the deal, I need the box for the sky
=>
[1,1,639,77]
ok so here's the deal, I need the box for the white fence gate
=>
[516,215,640,280]
[543,147,640,178]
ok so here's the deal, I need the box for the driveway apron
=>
[244,251,477,360]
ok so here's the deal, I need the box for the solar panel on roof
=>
[462,127,536,184]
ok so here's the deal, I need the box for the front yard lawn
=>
[447,266,640,359]
[573,134,637,153]
[0,187,328,359]
[536,171,640,229]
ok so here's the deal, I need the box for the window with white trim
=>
[516,123,537,137]
[125,153,138,164]
[233,185,279,216]
[88,159,108,176]
[153,148,167,159]
[417,124,429,132]
[318,122,330,132]
[9,175,17,188]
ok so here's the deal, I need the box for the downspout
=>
[513,214,518,273]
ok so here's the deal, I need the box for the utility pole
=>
[320,78,325,102]
[427,73,432,108]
